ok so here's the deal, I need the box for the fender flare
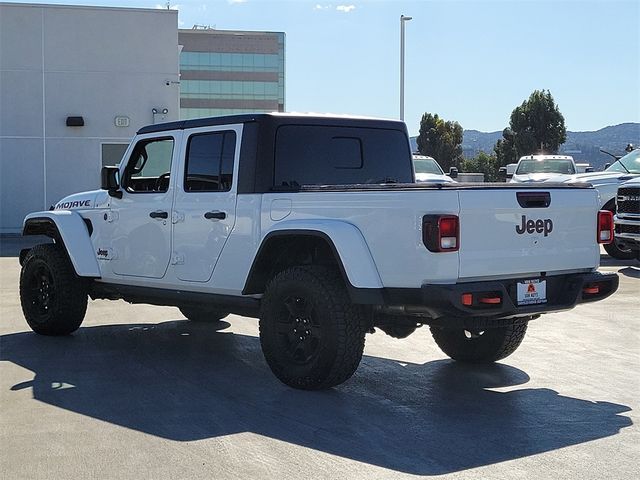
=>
[23,211,101,278]
[246,219,383,292]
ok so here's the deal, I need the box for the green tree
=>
[494,128,519,166]
[461,152,500,182]
[494,89,567,166]
[416,113,464,172]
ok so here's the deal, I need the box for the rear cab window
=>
[274,125,413,186]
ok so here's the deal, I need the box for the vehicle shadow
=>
[618,266,640,279]
[1,321,632,475]
[599,254,639,268]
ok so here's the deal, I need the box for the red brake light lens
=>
[423,215,459,252]
[597,210,613,244]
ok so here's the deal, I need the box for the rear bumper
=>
[382,271,618,321]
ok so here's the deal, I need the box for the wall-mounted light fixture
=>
[66,116,84,127]
[152,108,169,124]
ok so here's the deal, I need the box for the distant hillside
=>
[410,122,640,170]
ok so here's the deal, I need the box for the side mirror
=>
[604,163,611,170]
[101,166,122,198]
[585,167,594,173]
[448,167,459,179]
[498,166,507,179]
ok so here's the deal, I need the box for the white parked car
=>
[412,155,456,183]
[510,155,576,183]
[545,148,640,259]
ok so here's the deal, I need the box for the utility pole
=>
[400,14,412,121]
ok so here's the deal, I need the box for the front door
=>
[172,126,240,282]
[108,134,178,279]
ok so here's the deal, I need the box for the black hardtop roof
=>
[137,113,407,135]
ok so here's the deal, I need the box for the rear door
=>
[172,125,241,283]
[457,187,600,279]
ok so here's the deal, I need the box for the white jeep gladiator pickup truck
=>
[19,113,619,390]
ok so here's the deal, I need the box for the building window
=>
[101,143,129,167]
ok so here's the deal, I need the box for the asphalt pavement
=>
[0,239,638,480]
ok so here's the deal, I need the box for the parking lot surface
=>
[0,241,638,480]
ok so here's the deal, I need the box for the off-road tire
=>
[179,306,229,322]
[19,243,87,336]
[259,265,367,390]
[430,322,528,363]
[603,204,636,260]
[603,239,637,260]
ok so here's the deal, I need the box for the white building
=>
[0,3,180,233]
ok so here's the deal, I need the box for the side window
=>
[123,138,174,193]
[184,131,236,192]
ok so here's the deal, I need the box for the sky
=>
[4,0,640,135]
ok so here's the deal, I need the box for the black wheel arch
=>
[243,230,384,304]
[21,217,93,272]
[23,217,62,240]
[23,216,93,239]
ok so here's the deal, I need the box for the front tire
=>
[430,322,528,363]
[19,244,87,335]
[603,204,636,260]
[259,266,367,390]
[603,238,637,260]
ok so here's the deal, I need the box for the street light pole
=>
[400,14,412,121]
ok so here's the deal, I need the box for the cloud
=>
[314,4,331,10]
[228,0,248,4]
[336,5,356,13]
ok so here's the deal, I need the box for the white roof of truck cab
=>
[518,154,574,162]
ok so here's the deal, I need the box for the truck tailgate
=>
[458,187,600,279]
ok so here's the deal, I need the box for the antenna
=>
[166,1,170,10]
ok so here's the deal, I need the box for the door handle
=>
[149,211,168,219]
[204,211,226,220]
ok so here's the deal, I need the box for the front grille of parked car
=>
[615,223,640,235]
[617,187,640,214]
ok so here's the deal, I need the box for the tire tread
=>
[19,243,87,335]
[430,322,528,363]
[259,265,367,390]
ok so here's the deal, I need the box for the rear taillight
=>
[597,210,614,244]
[423,215,459,252]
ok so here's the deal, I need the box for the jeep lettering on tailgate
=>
[516,215,553,236]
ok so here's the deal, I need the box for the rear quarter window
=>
[274,125,412,186]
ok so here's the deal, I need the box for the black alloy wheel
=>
[276,295,323,365]
[25,262,56,321]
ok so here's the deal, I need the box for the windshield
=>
[414,158,444,175]
[516,158,575,175]
[605,149,640,174]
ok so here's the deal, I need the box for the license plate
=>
[517,279,547,306]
